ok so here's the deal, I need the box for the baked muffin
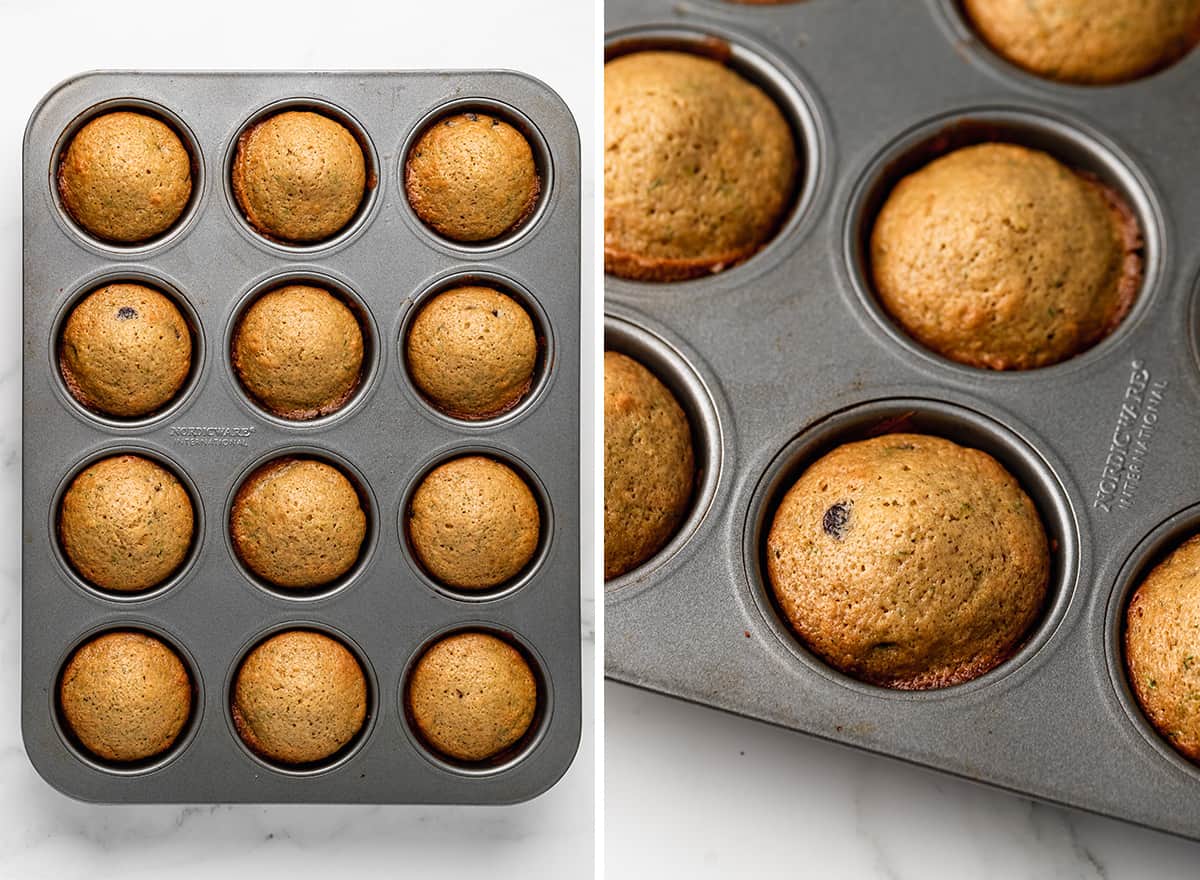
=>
[871,143,1142,370]
[766,433,1050,690]
[59,454,194,592]
[59,631,191,762]
[407,631,537,762]
[58,111,193,243]
[232,284,365,420]
[232,630,367,765]
[232,110,366,242]
[60,283,192,418]
[231,457,366,589]
[604,51,798,281]
[405,285,538,419]
[1125,534,1200,763]
[964,0,1200,85]
[604,351,695,579]
[405,112,539,242]
[408,456,540,590]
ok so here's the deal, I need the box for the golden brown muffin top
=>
[407,631,537,762]
[965,0,1200,84]
[232,110,366,243]
[766,434,1050,690]
[232,284,365,420]
[405,285,538,420]
[405,112,540,242]
[59,631,191,762]
[59,454,194,592]
[232,630,368,765]
[58,111,193,243]
[604,51,798,281]
[604,351,695,579]
[231,457,366,589]
[871,143,1141,370]
[1126,534,1200,763]
[60,282,192,418]
[408,455,540,590]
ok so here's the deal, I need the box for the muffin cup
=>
[49,97,205,256]
[52,621,204,776]
[843,106,1163,377]
[743,397,1079,698]
[398,445,555,602]
[397,269,555,429]
[223,97,380,255]
[223,622,378,776]
[603,23,827,286]
[399,623,553,776]
[398,97,554,255]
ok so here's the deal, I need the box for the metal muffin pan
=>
[604,0,1200,841]
[22,70,580,804]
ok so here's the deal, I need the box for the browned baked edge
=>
[604,240,764,283]
[402,333,542,422]
[59,329,192,420]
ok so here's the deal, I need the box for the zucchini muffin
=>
[408,456,540,590]
[871,143,1142,370]
[766,433,1050,690]
[407,631,537,762]
[58,110,193,243]
[1125,534,1200,763]
[604,351,694,579]
[59,631,192,762]
[60,282,192,418]
[232,110,367,243]
[405,112,539,242]
[604,51,798,281]
[232,630,368,765]
[59,454,194,592]
[405,285,538,419]
[232,284,365,420]
[231,457,367,589]
[964,0,1200,85]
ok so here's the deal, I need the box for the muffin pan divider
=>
[24,71,580,803]
[605,0,1200,839]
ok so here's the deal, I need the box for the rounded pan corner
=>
[503,714,584,807]
[23,70,114,150]
[20,718,101,805]
[488,69,581,145]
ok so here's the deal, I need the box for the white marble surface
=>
[0,1,596,877]
[605,681,1200,878]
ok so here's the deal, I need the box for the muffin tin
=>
[22,71,580,803]
[604,0,1200,840]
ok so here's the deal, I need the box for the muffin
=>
[59,454,194,592]
[408,456,540,590]
[405,285,538,419]
[232,630,367,765]
[230,458,366,589]
[58,110,193,243]
[964,0,1200,85]
[604,351,695,579]
[232,110,366,242]
[604,51,798,281]
[232,284,365,420]
[405,112,539,242]
[407,632,537,762]
[766,433,1050,690]
[1125,534,1200,763]
[59,631,191,762]
[871,143,1142,370]
[60,282,192,418]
